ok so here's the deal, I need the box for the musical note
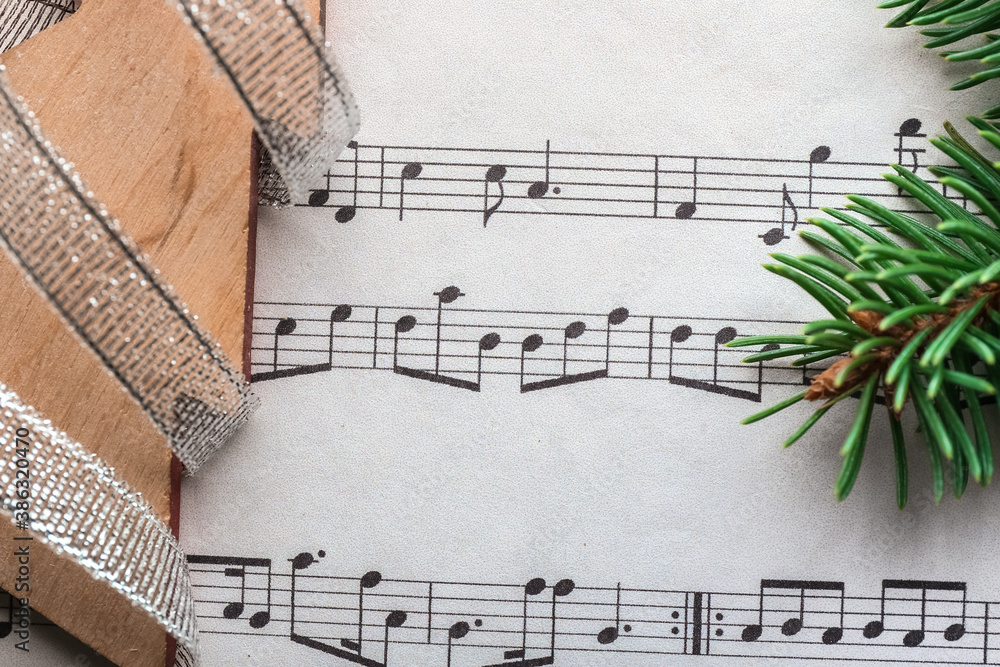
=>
[597,583,631,645]
[520,320,608,393]
[478,332,501,388]
[289,122,972,241]
[807,145,831,208]
[675,157,697,219]
[446,620,470,667]
[186,555,273,629]
[327,304,353,365]
[308,172,332,207]
[605,307,629,373]
[863,580,968,647]
[504,577,547,663]
[483,164,507,227]
[740,579,845,645]
[895,118,927,174]
[383,611,407,667]
[336,140,360,222]
[340,571,383,655]
[548,580,575,657]
[272,318,295,371]
[666,325,764,401]
[528,140,558,199]
[519,333,544,393]
[393,287,483,391]
[759,183,799,246]
[399,161,423,220]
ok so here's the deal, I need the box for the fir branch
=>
[735,120,1000,507]
[881,0,1000,116]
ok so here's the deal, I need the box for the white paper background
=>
[175,1,1000,666]
[16,0,1000,665]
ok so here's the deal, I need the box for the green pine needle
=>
[738,119,1000,505]
[883,1,1000,117]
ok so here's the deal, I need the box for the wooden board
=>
[0,0,324,662]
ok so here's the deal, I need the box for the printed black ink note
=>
[864,580,967,647]
[483,164,507,226]
[741,580,845,645]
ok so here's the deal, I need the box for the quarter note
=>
[519,334,544,393]
[863,579,967,646]
[675,157,697,219]
[272,317,296,372]
[392,314,418,368]
[759,183,799,246]
[483,164,507,226]
[399,161,423,220]
[478,332,501,388]
[528,140,557,199]
[336,140,360,222]
[741,579,845,645]
[807,145,831,208]
[597,582,630,645]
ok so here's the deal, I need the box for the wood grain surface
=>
[0,0,323,662]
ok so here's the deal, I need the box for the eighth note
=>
[863,579,967,647]
[759,183,798,246]
[483,164,507,227]
[393,287,484,391]
[741,579,845,645]
[667,325,765,402]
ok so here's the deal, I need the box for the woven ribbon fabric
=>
[0,384,199,660]
[175,0,360,201]
[0,0,78,54]
[0,0,360,662]
[0,66,256,474]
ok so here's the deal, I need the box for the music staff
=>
[186,554,1000,665]
[249,289,821,402]
[300,119,961,244]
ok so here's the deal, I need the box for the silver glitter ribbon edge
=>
[0,65,256,474]
[175,0,360,202]
[0,384,199,661]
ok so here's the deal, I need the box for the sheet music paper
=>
[10,0,1000,664]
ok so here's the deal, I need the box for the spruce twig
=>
[733,120,1000,507]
